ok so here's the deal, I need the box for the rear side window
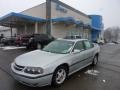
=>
[84,40,93,49]
[74,41,85,51]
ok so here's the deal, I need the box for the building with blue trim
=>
[0,0,103,40]
[89,15,104,42]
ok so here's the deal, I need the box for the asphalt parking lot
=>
[0,44,120,90]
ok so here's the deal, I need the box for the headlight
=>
[24,67,43,74]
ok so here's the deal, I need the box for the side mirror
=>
[72,49,81,54]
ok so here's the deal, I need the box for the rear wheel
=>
[92,55,98,66]
[52,66,68,87]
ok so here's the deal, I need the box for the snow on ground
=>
[0,46,25,50]
[107,43,116,45]
[85,69,100,76]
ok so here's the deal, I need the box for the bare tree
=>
[103,26,120,43]
[112,27,120,41]
[104,28,112,43]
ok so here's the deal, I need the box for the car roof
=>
[57,38,88,42]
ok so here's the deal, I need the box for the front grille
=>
[14,63,25,71]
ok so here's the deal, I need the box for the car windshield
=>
[43,40,74,54]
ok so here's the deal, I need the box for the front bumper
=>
[11,64,53,87]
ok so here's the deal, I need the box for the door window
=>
[73,41,85,51]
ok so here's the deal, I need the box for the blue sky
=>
[0,0,120,29]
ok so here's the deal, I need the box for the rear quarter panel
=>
[93,43,100,55]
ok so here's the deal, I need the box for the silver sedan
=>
[11,39,100,87]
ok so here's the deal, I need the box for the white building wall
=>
[51,1,91,38]
[38,23,46,34]
[51,24,75,38]
[51,1,91,24]
[17,23,46,35]
[21,3,46,19]
[18,0,91,39]
[18,3,47,35]
[17,24,34,35]
[0,27,17,37]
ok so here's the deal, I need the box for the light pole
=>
[46,0,51,36]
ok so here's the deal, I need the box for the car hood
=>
[15,50,67,67]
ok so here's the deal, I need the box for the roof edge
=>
[0,12,46,22]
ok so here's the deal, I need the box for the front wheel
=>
[52,66,68,87]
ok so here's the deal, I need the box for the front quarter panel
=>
[43,54,72,74]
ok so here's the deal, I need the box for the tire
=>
[52,66,68,87]
[37,43,42,49]
[92,55,98,66]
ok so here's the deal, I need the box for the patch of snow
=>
[1,46,25,50]
[102,80,106,83]
[85,69,100,76]
[107,43,115,45]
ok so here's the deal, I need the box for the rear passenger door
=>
[83,40,94,64]
[70,41,87,72]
